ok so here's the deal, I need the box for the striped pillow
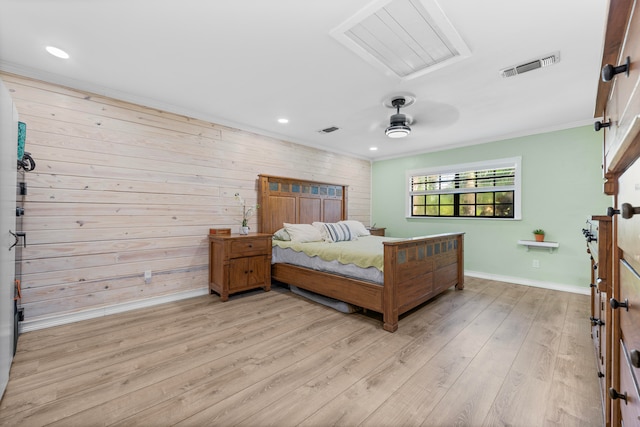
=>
[323,222,356,242]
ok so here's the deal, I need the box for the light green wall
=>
[372,126,611,289]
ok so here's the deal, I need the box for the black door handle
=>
[9,230,26,250]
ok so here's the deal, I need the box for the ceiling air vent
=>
[331,0,471,80]
[318,126,340,134]
[500,52,560,78]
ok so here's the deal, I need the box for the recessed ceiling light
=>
[370,147,378,151]
[277,118,289,124]
[45,46,70,59]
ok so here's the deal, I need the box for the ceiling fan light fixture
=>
[385,125,411,138]
[385,97,412,138]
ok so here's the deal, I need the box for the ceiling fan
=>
[322,93,455,139]
[385,96,414,138]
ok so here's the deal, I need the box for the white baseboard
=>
[20,288,209,333]
[464,271,590,296]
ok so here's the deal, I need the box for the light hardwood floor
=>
[0,277,602,426]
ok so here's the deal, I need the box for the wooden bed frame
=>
[257,174,464,332]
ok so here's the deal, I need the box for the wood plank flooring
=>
[0,277,602,426]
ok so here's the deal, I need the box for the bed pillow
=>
[283,223,323,243]
[338,220,370,236]
[312,221,329,240]
[322,222,357,242]
[272,228,291,241]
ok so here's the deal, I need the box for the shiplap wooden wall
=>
[1,73,371,326]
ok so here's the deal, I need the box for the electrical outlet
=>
[144,270,152,283]
[532,260,540,268]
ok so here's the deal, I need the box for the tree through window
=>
[407,158,521,219]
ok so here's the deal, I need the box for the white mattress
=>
[271,245,384,284]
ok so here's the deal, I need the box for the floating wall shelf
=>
[517,240,559,253]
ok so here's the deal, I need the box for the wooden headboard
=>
[257,175,348,235]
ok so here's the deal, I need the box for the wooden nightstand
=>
[208,233,272,301]
[367,227,386,237]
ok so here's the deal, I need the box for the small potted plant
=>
[533,229,545,242]
[234,192,259,235]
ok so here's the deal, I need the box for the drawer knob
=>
[621,203,640,219]
[610,297,629,311]
[607,206,619,217]
[602,56,630,82]
[631,349,640,369]
[594,120,611,132]
[589,316,604,326]
[609,387,628,403]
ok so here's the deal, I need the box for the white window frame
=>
[405,156,522,220]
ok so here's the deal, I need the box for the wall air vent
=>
[500,52,560,78]
[330,0,471,80]
[318,126,340,134]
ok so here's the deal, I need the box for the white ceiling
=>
[0,0,608,160]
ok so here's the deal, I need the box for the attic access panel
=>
[331,0,470,80]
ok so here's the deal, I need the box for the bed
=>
[257,174,464,332]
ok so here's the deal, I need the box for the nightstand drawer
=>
[229,238,269,257]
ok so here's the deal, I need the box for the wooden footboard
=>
[382,232,464,332]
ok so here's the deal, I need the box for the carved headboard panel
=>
[258,175,348,235]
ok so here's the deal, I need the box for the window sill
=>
[517,240,559,253]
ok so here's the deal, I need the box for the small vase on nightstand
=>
[240,226,249,235]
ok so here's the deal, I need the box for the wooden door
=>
[246,256,267,287]
[229,256,267,290]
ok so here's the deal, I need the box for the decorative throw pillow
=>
[338,220,370,236]
[323,222,357,242]
[283,223,323,243]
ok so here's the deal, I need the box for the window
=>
[407,157,521,219]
